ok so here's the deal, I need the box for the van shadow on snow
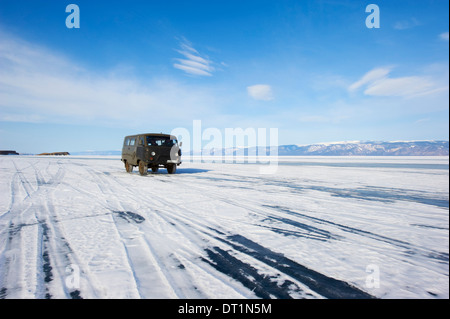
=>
[176,168,210,174]
[139,168,210,175]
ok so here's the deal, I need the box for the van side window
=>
[130,138,136,146]
[124,138,130,146]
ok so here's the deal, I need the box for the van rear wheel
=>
[167,164,176,174]
[125,162,133,173]
[139,161,148,176]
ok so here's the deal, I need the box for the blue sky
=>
[0,0,448,153]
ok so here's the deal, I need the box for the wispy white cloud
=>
[0,31,219,126]
[173,39,214,76]
[349,67,448,98]
[440,31,449,41]
[247,84,274,101]
[415,118,430,124]
[348,67,391,92]
[364,76,445,97]
[393,18,421,30]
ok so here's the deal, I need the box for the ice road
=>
[0,155,448,299]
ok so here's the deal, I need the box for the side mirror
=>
[179,142,183,147]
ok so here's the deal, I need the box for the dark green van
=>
[121,133,182,175]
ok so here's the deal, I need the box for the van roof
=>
[124,133,176,138]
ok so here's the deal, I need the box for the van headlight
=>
[151,151,156,156]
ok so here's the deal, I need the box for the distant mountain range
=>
[71,141,449,156]
[276,140,449,156]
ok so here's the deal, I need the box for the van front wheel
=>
[139,161,148,176]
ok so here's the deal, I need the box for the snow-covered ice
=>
[0,155,448,299]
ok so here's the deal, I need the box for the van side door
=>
[129,137,137,164]
[136,136,145,161]
[122,137,130,161]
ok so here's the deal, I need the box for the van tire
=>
[139,161,148,176]
[125,162,133,173]
[167,164,176,174]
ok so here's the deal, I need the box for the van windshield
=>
[146,136,176,147]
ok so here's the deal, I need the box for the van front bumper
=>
[166,159,181,165]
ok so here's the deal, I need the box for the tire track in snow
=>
[0,159,375,298]
[0,159,40,298]
[0,159,85,299]
[84,166,188,298]
[89,168,324,298]
[0,160,34,295]
[163,171,344,243]
[115,172,374,299]
[207,235,374,299]
[83,165,252,298]
[172,167,449,297]
[36,194,85,299]
[0,167,19,219]
[194,171,449,208]
[29,160,75,299]
[2,157,447,298]
[263,205,449,264]
[150,196,372,298]
[170,173,449,269]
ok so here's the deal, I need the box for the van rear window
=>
[124,137,136,146]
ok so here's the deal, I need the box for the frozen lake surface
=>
[0,155,448,299]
